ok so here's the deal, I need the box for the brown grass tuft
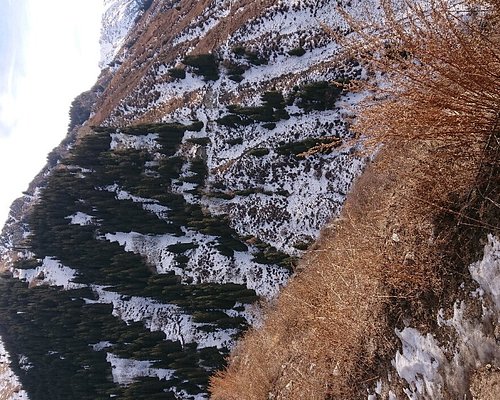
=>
[341,0,500,146]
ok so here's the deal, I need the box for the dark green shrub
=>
[288,47,306,56]
[244,50,268,65]
[247,148,270,157]
[262,122,276,130]
[294,81,344,112]
[169,67,186,79]
[228,74,244,82]
[217,114,244,127]
[231,45,246,56]
[182,53,219,81]
[277,137,340,156]
[217,90,288,127]
[167,242,198,253]
[186,121,204,132]
[226,137,243,145]
[261,91,286,108]
[292,240,313,251]
[226,63,247,76]
[186,137,210,145]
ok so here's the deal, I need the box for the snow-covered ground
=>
[106,353,174,385]
[13,257,81,290]
[378,235,500,399]
[105,231,289,297]
[110,132,160,152]
[99,0,146,68]
[66,211,96,226]
[101,184,171,220]
[12,257,248,350]
[88,285,240,349]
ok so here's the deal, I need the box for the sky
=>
[0,0,104,225]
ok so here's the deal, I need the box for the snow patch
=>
[88,286,238,349]
[13,257,81,290]
[392,235,500,398]
[106,353,174,385]
[102,184,170,220]
[469,234,500,311]
[66,212,95,226]
[100,0,146,68]
[110,132,160,151]
[104,231,289,297]
[393,328,445,399]
[18,355,33,372]
[91,341,113,352]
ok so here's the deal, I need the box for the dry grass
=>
[210,1,499,399]
[0,363,24,400]
[339,0,500,145]
[210,138,490,399]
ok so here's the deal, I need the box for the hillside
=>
[0,1,368,399]
[211,0,500,398]
[0,0,498,399]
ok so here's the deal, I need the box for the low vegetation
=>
[182,53,220,81]
[0,121,271,398]
[231,45,268,66]
[217,90,290,128]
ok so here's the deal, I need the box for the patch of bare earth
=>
[470,366,500,400]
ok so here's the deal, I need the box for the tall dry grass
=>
[340,0,500,144]
[210,1,499,399]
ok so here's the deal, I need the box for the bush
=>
[68,92,92,130]
[247,148,269,157]
[186,121,204,132]
[288,47,306,56]
[169,67,186,79]
[225,137,243,145]
[186,137,210,145]
[244,50,268,65]
[294,81,344,112]
[231,45,246,56]
[225,62,247,76]
[228,74,244,82]
[216,114,244,127]
[182,53,219,81]
[217,90,289,127]
[262,122,276,130]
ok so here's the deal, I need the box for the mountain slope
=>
[0,1,369,399]
[210,0,500,398]
[99,0,151,68]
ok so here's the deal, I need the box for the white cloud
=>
[0,0,104,225]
